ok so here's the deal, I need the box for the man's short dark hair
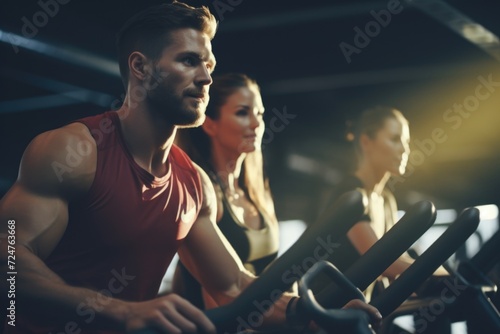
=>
[116,1,217,88]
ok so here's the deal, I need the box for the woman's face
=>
[206,85,265,155]
[364,117,410,176]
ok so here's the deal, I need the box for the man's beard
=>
[146,82,206,127]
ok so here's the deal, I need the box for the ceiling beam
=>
[218,1,392,32]
[0,69,116,113]
[407,0,500,62]
[0,29,120,77]
[0,90,115,114]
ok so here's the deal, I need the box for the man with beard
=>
[0,2,381,334]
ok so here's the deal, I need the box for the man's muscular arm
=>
[0,123,215,333]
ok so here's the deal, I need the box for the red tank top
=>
[11,111,202,333]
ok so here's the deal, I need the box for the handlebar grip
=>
[370,207,480,316]
[299,261,372,334]
[300,261,365,303]
[317,200,436,308]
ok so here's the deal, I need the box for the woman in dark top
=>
[323,107,411,279]
[322,173,399,275]
[172,73,279,309]
[319,107,447,300]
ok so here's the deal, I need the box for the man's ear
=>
[202,116,217,137]
[128,51,151,81]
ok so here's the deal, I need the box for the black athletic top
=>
[310,175,398,297]
[217,183,279,274]
[320,175,397,271]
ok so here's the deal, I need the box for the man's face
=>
[144,28,216,127]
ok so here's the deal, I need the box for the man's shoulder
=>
[31,122,96,158]
[18,122,97,195]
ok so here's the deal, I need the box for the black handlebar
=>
[316,200,436,308]
[370,207,480,316]
[299,261,372,334]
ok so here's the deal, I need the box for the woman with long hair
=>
[172,73,280,309]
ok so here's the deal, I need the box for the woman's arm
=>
[348,221,414,280]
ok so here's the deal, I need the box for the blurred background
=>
[1,0,499,225]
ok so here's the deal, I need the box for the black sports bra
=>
[216,183,279,274]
